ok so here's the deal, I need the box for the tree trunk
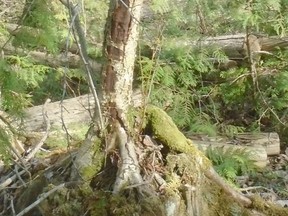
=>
[101,0,144,193]
[69,0,144,186]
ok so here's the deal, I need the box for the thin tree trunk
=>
[101,0,144,193]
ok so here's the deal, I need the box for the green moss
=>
[44,186,83,216]
[90,196,108,216]
[251,195,288,216]
[45,132,68,149]
[43,123,89,150]
[105,193,165,216]
[109,194,140,215]
[15,175,48,214]
[145,105,211,170]
[68,123,90,140]
[201,180,248,216]
[140,196,165,216]
[79,137,105,180]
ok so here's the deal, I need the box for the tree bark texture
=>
[101,0,144,193]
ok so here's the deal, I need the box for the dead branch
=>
[24,99,51,161]
[204,167,252,207]
[59,0,104,130]
[15,183,65,216]
[0,170,27,190]
[0,99,50,192]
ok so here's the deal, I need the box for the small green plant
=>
[0,54,89,114]
[0,128,13,164]
[206,146,258,182]
[13,0,60,53]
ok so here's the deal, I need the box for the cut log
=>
[233,132,280,156]
[169,34,288,60]
[196,141,267,168]
[189,132,280,156]
[189,132,280,168]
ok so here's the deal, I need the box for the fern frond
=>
[206,146,257,182]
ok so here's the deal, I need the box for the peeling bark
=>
[101,0,144,193]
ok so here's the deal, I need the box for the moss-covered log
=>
[145,105,211,170]
[145,105,288,215]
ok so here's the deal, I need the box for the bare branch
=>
[59,0,104,131]
[24,99,51,161]
[15,183,66,216]
[0,170,26,191]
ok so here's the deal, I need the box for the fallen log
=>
[3,22,288,70]
[190,132,280,168]
[9,91,279,168]
[190,133,280,156]
[11,90,144,132]
[169,34,288,60]
[21,94,94,131]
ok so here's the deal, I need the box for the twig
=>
[0,160,30,192]
[10,198,15,216]
[204,167,252,207]
[60,0,78,145]
[239,185,278,198]
[230,73,250,85]
[24,99,51,161]
[59,0,104,131]
[0,192,8,215]
[0,0,36,50]
[14,165,27,188]
[239,186,264,192]
[0,113,27,168]
[0,112,20,136]
[0,170,26,190]
[15,183,66,216]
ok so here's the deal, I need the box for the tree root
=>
[145,105,288,215]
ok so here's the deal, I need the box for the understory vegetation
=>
[1,0,288,136]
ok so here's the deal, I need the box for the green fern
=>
[0,128,13,165]
[206,146,258,182]
[219,124,245,137]
[150,0,170,14]
[0,59,31,115]
[13,0,60,53]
